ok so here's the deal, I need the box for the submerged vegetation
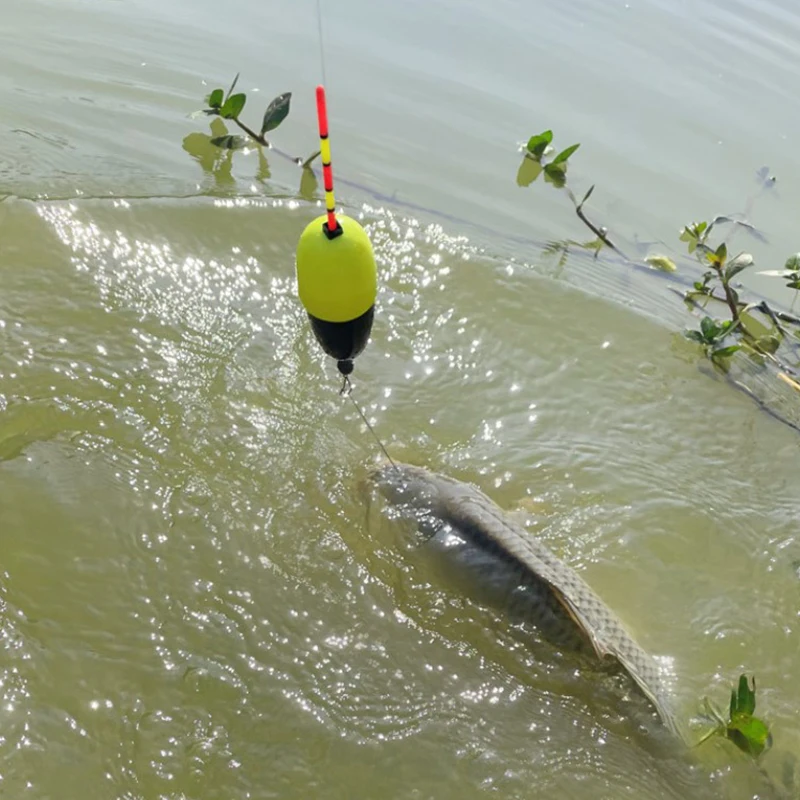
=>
[702,675,773,759]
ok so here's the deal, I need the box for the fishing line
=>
[315,0,328,90]
[340,376,398,469]
[305,0,397,472]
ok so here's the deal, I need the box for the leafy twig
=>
[567,185,618,251]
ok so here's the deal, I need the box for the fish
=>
[366,459,686,744]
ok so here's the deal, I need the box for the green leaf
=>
[736,674,757,716]
[725,252,753,281]
[719,675,773,758]
[679,223,705,253]
[206,88,224,109]
[684,329,706,344]
[712,345,741,359]
[543,161,567,188]
[715,241,728,264]
[220,92,246,119]
[680,220,713,257]
[727,717,772,758]
[224,72,240,103]
[645,254,677,273]
[210,134,247,150]
[700,316,718,342]
[526,130,553,160]
[261,92,292,134]
[580,184,595,207]
[551,143,580,165]
[785,253,800,272]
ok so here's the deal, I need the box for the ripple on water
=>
[0,195,794,798]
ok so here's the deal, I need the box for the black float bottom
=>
[309,305,375,373]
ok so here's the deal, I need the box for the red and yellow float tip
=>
[295,85,378,374]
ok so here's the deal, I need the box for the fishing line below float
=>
[340,377,398,470]
[295,1,396,469]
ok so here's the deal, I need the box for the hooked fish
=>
[366,459,685,744]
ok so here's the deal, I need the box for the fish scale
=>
[368,461,685,744]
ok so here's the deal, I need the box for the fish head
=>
[366,460,445,514]
[362,460,463,543]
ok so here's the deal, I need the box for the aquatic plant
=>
[682,315,741,363]
[186,73,322,199]
[697,675,773,759]
[517,130,800,434]
[517,130,580,190]
[191,73,321,166]
[195,72,293,151]
[675,213,800,381]
[518,131,616,252]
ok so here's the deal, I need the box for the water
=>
[2,1,800,797]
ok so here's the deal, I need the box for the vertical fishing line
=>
[313,0,396,471]
[340,377,398,469]
[315,0,328,90]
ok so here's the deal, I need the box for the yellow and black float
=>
[295,85,377,378]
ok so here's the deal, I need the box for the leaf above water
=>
[785,253,800,271]
[679,220,709,253]
[526,130,553,160]
[706,241,728,268]
[684,329,706,344]
[712,345,741,359]
[700,315,718,341]
[551,143,580,165]
[206,88,224,109]
[220,93,246,120]
[725,252,754,281]
[543,161,567,188]
[261,92,292,135]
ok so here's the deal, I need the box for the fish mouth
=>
[360,459,454,527]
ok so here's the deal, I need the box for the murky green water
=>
[2,1,800,798]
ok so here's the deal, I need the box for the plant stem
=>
[566,187,618,251]
[575,203,616,250]
[230,116,268,147]
[714,266,741,323]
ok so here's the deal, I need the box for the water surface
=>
[2,1,800,798]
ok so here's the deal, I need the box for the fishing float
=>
[295,85,377,380]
